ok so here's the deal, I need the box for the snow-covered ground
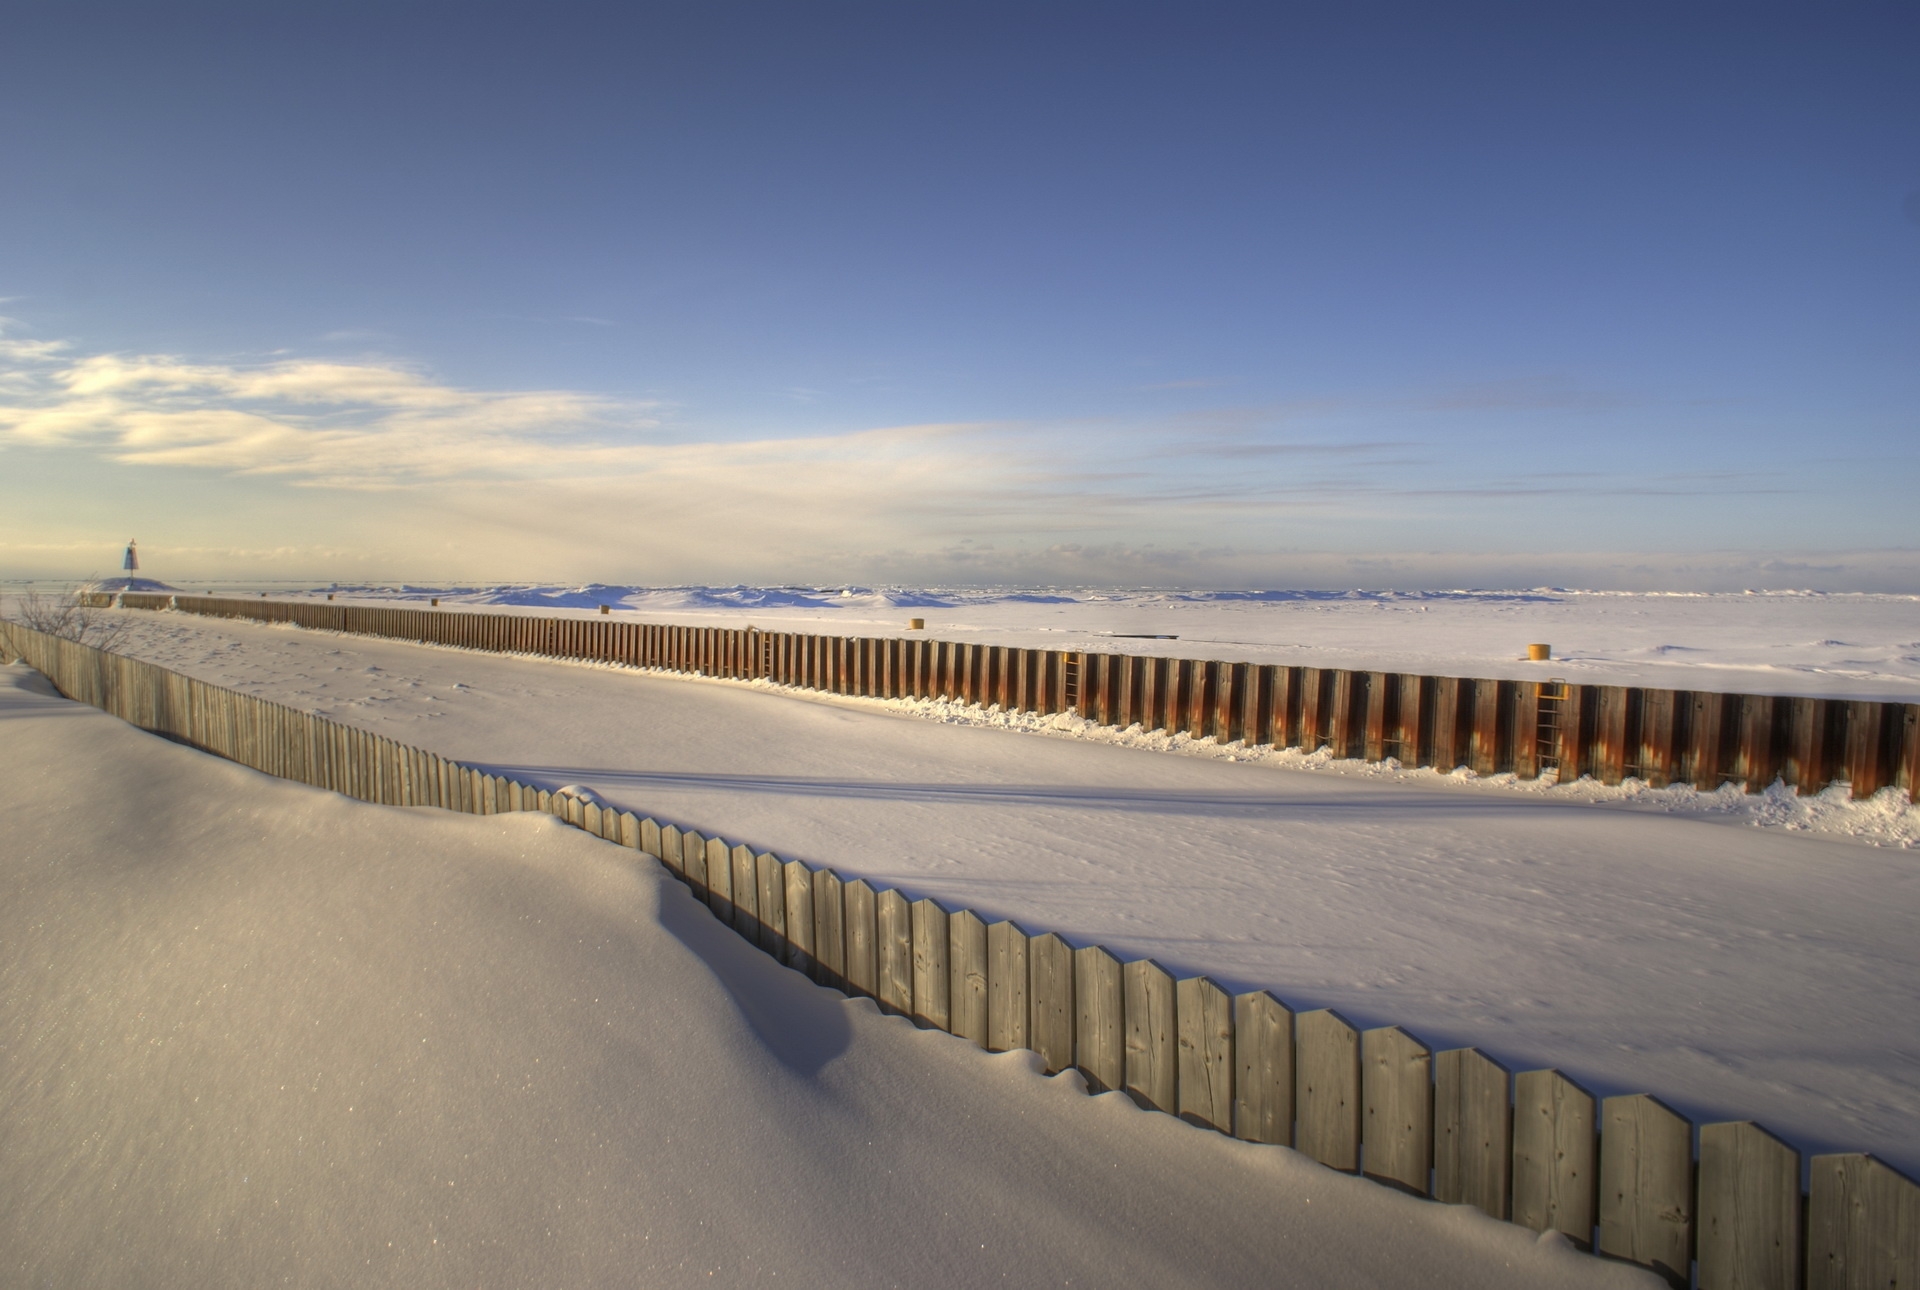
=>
[0,662,1661,1289]
[57,605,1920,1181]
[206,582,1920,701]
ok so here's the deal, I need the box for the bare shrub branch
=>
[6,578,132,652]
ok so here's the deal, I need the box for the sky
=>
[1,2,1916,591]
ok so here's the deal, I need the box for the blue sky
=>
[2,2,1916,589]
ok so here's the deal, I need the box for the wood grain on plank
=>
[1123,959,1177,1114]
[1296,1009,1361,1172]
[1435,1047,1511,1220]
[1513,1068,1597,1248]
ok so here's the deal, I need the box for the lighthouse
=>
[123,539,139,573]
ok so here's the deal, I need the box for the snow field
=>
[0,663,1662,1289]
[67,607,1920,1181]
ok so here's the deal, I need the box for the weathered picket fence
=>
[7,616,1917,1289]
[101,592,1920,801]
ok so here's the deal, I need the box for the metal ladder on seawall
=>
[1535,679,1568,781]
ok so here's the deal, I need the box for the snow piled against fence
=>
[277,582,1920,700]
[0,663,1661,1290]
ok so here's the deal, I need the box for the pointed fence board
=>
[1072,945,1123,1094]
[810,869,846,989]
[948,909,989,1048]
[730,843,759,937]
[782,859,815,975]
[986,921,1029,1054]
[1363,1025,1433,1195]
[910,898,950,1031]
[1697,1121,1800,1290]
[843,880,879,1000]
[1599,1093,1695,1288]
[754,852,785,954]
[1435,1048,1512,1220]
[1807,1153,1920,1290]
[876,888,913,1017]
[676,829,704,897]
[1513,1068,1597,1248]
[1123,959,1177,1114]
[1028,932,1075,1075]
[705,836,734,922]
[1232,990,1293,1146]
[1296,1009,1361,1172]
[1176,976,1234,1133]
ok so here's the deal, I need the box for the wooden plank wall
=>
[9,612,1920,1288]
[102,593,1917,801]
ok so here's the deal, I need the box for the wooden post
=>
[1362,671,1390,761]
[1697,1120,1801,1290]
[1513,1068,1596,1248]
[1689,691,1728,790]
[986,921,1030,1054]
[1430,677,1465,770]
[1435,1048,1511,1220]
[1363,1025,1433,1195]
[1296,1009,1361,1172]
[1394,673,1425,765]
[1073,945,1124,1094]
[1737,695,1781,792]
[1599,1093,1695,1287]
[1300,667,1328,751]
[1123,959,1177,1114]
[1028,932,1075,1075]
[910,897,950,1030]
[1469,679,1507,776]
[1639,689,1677,787]
[1594,685,1629,785]
[1232,990,1293,1146]
[948,909,989,1047]
[1844,701,1888,798]
[1807,1153,1920,1290]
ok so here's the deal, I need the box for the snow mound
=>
[0,663,1658,1289]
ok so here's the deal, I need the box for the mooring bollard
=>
[1527,643,1551,661]
[909,618,925,630]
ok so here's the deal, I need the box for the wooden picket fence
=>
[10,615,1918,1289]
[100,592,1920,800]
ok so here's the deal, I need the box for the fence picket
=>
[948,909,989,1047]
[1296,1009,1361,1172]
[1598,1093,1694,1287]
[1176,976,1233,1133]
[1697,1120,1800,1290]
[1232,990,1293,1146]
[1513,1069,1596,1248]
[1434,1047,1511,1220]
[1362,1025,1432,1194]
[986,920,1030,1054]
[1072,945,1123,1094]
[910,898,950,1031]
